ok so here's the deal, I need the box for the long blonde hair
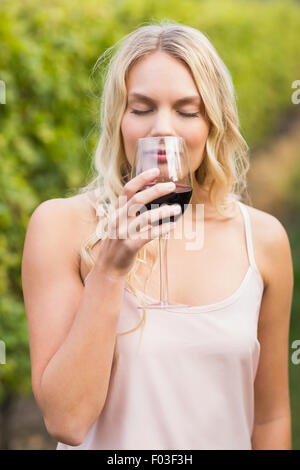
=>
[76,19,250,367]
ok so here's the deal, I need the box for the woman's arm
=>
[251,214,294,450]
[22,199,126,446]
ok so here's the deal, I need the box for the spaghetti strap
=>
[237,201,260,274]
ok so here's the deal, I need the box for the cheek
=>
[185,122,209,168]
[121,114,146,164]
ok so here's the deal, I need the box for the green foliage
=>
[0,0,300,446]
[288,227,300,450]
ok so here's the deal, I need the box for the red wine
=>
[137,183,192,226]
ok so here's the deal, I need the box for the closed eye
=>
[130,109,151,115]
[178,111,200,118]
[130,109,200,118]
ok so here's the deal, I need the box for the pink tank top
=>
[56,201,264,450]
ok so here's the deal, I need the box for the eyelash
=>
[130,109,200,118]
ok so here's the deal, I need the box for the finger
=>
[126,180,176,217]
[129,204,181,234]
[141,219,177,241]
[115,168,160,210]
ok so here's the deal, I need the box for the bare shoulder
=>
[34,191,95,218]
[243,203,293,288]
[246,203,290,241]
[28,197,76,241]
[31,191,97,233]
[28,192,98,265]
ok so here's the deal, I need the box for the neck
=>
[190,175,210,204]
[187,176,212,218]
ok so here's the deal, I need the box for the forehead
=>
[126,51,199,98]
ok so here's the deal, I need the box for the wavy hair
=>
[76,19,251,368]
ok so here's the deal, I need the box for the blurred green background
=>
[0,0,299,450]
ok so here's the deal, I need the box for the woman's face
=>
[121,51,210,176]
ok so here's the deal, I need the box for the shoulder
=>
[242,203,293,288]
[24,193,99,284]
[245,203,289,242]
[30,192,97,227]
[27,192,98,257]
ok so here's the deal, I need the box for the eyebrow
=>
[128,93,201,106]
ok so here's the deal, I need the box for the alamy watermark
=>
[291,80,300,104]
[0,340,6,364]
[0,80,6,104]
[95,199,205,251]
[291,340,300,365]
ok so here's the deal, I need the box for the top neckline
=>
[124,265,263,314]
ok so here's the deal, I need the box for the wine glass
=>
[130,136,193,311]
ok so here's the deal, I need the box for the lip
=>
[144,149,167,162]
[157,155,167,163]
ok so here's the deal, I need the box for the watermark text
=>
[0,340,6,364]
[291,340,300,365]
[0,80,6,104]
[291,80,300,104]
[95,199,205,251]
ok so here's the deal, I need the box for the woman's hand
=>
[95,168,181,279]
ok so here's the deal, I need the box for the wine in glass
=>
[130,136,193,311]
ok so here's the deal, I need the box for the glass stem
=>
[159,233,169,306]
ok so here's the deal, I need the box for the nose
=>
[149,109,177,138]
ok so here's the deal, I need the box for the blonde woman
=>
[22,21,294,450]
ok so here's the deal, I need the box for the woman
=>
[21,21,294,450]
